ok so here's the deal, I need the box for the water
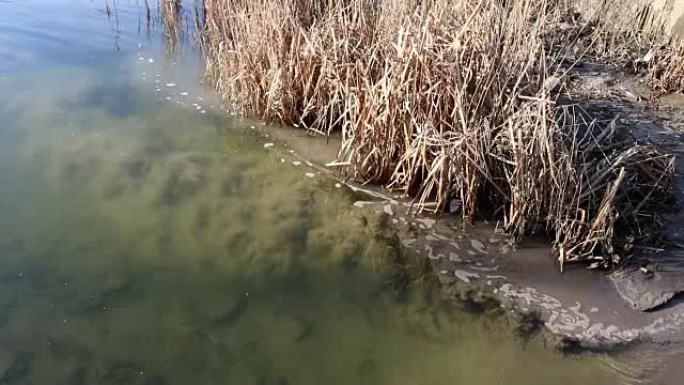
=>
[0,1,622,384]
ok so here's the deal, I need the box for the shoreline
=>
[249,107,684,350]
[242,59,684,382]
[160,0,684,380]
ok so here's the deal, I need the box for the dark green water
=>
[0,1,622,384]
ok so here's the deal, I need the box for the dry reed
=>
[647,40,684,93]
[198,0,675,269]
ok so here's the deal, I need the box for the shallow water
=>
[0,1,623,384]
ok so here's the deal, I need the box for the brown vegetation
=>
[648,40,684,93]
[197,0,677,269]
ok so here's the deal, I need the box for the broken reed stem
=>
[198,0,675,270]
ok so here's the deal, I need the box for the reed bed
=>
[647,40,684,93]
[198,0,674,269]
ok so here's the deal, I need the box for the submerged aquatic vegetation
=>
[197,0,675,269]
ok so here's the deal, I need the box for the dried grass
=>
[647,40,684,93]
[198,0,675,269]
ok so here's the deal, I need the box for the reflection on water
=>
[0,1,621,384]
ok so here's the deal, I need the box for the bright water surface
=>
[0,1,622,384]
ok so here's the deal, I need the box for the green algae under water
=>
[0,1,622,384]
